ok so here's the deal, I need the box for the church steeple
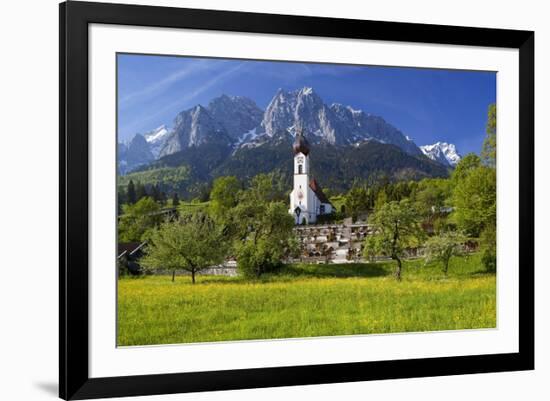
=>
[292,129,310,156]
[288,128,334,224]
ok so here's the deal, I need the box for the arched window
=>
[298,164,303,174]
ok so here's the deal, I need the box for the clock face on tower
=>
[297,189,304,200]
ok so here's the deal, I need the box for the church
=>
[289,131,333,224]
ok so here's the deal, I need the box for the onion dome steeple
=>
[292,129,310,156]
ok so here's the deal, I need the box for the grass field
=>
[117,253,496,346]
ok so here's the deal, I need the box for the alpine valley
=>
[118,87,461,198]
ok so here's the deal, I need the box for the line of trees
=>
[132,174,297,282]
[363,103,497,279]
[118,180,181,209]
[118,103,496,283]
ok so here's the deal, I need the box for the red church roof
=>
[309,178,332,205]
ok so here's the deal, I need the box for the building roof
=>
[293,131,310,156]
[309,178,332,205]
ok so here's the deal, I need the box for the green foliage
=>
[127,180,136,204]
[141,212,227,283]
[209,176,241,219]
[118,253,496,346]
[452,153,481,183]
[480,226,497,272]
[374,189,388,211]
[411,178,453,232]
[119,166,193,198]
[118,197,161,243]
[233,201,297,278]
[249,173,288,202]
[413,179,451,212]
[364,199,424,280]
[424,231,466,276]
[136,182,148,200]
[451,166,496,237]
[121,139,449,200]
[228,178,297,278]
[177,200,210,216]
[344,186,369,221]
[171,192,180,207]
[482,103,497,167]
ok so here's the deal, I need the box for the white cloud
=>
[120,59,226,107]
[122,62,246,133]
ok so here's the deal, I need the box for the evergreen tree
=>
[150,183,160,202]
[117,189,126,214]
[172,192,180,207]
[127,180,137,205]
[159,191,167,206]
[136,182,147,201]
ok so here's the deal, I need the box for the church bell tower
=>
[290,130,312,224]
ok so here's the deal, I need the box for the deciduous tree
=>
[452,166,496,237]
[141,213,227,283]
[344,186,369,221]
[364,199,423,280]
[118,196,161,242]
[230,176,297,277]
[451,153,481,183]
[424,231,466,276]
[481,103,497,167]
[209,176,240,219]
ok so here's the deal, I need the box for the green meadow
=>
[117,253,496,346]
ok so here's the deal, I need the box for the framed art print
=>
[59,1,534,399]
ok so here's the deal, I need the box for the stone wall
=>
[294,222,372,263]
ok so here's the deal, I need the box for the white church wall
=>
[294,152,309,174]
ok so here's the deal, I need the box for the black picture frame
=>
[59,1,534,399]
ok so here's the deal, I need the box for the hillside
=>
[121,139,448,198]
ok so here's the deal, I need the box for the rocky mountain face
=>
[259,87,421,154]
[154,95,264,158]
[420,142,461,167]
[144,125,170,158]
[118,87,454,177]
[118,134,154,175]
[159,105,231,157]
[207,94,264,141]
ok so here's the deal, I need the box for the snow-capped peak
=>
[346,106,362,116]
[145,125,169,144]
[300,87,313,95]
[420,141,461,167]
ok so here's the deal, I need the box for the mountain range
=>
[420,142,461,167]
[118,87,461,196]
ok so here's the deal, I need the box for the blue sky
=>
[117,54,496,155]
